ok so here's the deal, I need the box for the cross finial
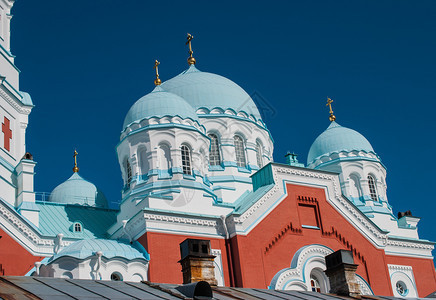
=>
[326,97,336,122]
[153,60,162,86]
[73,150,79,173]
[186,33,196,65]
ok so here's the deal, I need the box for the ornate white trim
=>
[122,116,206,138]
[275,166,386,241]
[388,264,413,272]
[143,212,218,227]
[270,244,333,291]
[233,167,280,224]
[388,264,418,298]
[0,86,32,115]
[386,239,434,251]
[0,200,74,255]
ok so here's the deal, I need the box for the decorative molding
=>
[0,87,32,115]
[264,222,301,254]
[388,264,413,272]
[308,149,380,169]
[323,226,366,264]
[356,275,374,296]
[386,239,434,251]
[275,166,387,242]
[233,167,280,224]
[143,212,219,227]
[270,244,333,290]
[0,200,74,255]
[122,116,206,139]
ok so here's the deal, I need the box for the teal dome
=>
[50,239,150,261]
[307,121,375,165]
[161,65,262,119]
[49,173,108,208]
[123,86,198,129]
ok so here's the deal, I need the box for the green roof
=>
[36,201,118,239]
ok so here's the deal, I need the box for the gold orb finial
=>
[326,97,336,122]
[73,149,79,173]
[153,60,162,86]
[186,33,196,65]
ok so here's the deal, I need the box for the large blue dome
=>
[161,65,262,119]
[49,173,108,208]
[307,121,375,165]
[123,86,198,129]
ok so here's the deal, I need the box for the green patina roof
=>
[36,201,118,239]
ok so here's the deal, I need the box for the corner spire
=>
[73,150,79,173]
[326,97,336,122]
[186,33,196,65]
[153,60,162,86]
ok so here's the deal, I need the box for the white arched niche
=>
[349,173,362,199]
[157,143,172,170]
[269,244,373,295]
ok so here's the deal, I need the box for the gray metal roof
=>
[0,276,420,299]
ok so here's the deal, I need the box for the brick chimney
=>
[179,239,217,286]
[324,250,361,298]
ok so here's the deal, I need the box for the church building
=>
[0,1,435,298]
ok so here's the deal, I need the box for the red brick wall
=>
[137,183,436,296]
[228,183,435,296]
[138,232,230,285]
[0,227,43,275]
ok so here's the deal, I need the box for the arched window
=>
[138,147,149,176]
[181,145,192,175]
[367,175,378,201]
[74,223,82,232]
[111,272,123,281]
[124,159,132,187]
[256,140,263,168]
[309,268,328,293]
[208,134,221,166]
[310,275,321,292]
[234,135,246,168]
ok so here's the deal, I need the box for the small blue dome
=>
[50,239,150,262]
[307,121,375,165]
[161,65,262,119]
[49,173,107,208]
[123,86,198,129]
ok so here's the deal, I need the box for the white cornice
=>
[0,200,74,256]
[0,84,32,115]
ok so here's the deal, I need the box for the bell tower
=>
[0,0,37,225]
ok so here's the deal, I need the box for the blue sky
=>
[10,1,436,245]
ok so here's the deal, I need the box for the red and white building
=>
[0,0,435,297]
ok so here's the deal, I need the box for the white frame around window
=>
[310,275,321,293]
[234,135,246,168]
[256,140,263,168]
[181,145,192,175]
[125,159,132,186]
[74,222,82,232]
[208,134,221,166]
[367,175,378,201]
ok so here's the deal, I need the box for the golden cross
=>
[153,60,161,85]
[186,33,196,65]
[73,150,79,173]
[326,98,334,114]
[326,97,336,122]
[186,33,194,55]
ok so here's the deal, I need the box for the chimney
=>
[324,250,361,298]
[285,152,304,167]
[179,239,217,286]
